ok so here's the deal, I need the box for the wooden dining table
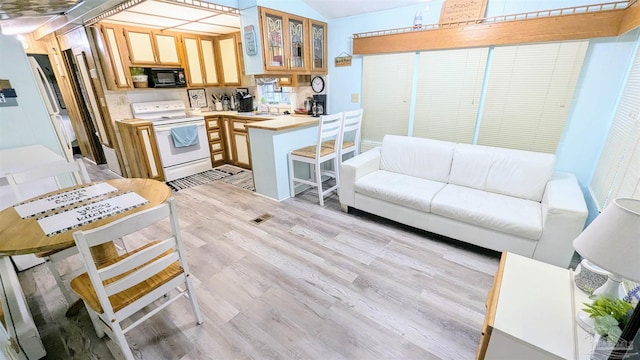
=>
[0,178,171,359]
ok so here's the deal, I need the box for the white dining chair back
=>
[339,108,364,160]
[7,158,90,202]
[70,198,203,360]
[288,112,344,206]
[6,158,91,306]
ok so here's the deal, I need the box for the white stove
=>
[131,100,211,181]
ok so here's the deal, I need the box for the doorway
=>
[62,48,106,164]
[29,54,80,155]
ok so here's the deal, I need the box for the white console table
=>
[477,252,593,359]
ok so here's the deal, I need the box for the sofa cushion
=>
[380,135,456,183]
[355,170,446,212]
[431,184,543,240]
[449,143,555,202]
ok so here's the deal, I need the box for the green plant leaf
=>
[594,314,619,336]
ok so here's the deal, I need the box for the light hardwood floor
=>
[17,160,501,359]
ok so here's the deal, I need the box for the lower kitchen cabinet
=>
[205,115,226,167]
[227,117,252,169]
[116,119,164,181]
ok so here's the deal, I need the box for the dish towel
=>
[171,125,199,147]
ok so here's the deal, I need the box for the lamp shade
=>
[573,198,640,282]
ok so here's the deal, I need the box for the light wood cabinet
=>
[182,35,220,87]
[218,34,241,85]
[477,252,591,359]
[205,115,226,167]
[309,19,328,73]
[116,119,164,181]
[99,24,130,88]
[124,27,180,66]
[259,8,310,73]
[222,116,258,169]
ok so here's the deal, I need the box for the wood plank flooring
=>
[17,160,501,359]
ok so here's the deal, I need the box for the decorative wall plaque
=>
[243,25,257,56]
[439,0,487,25]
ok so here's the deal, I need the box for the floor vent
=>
[251,213,273,224]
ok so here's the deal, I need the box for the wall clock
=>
[311,76,324,93]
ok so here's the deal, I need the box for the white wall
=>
[0,34,63,156]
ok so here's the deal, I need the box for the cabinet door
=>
[183,36,205,86]
[136,124,164,180]
[309,19,327,73]
[125,29,156,64]
[101,25,130,88]
[154,33,180,65]
[218,34,241,85]
[231,119,251,169]
[261,9,287,71]
[286,15,308,71]
[200,38,219,85]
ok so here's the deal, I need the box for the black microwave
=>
[145,68,187,88]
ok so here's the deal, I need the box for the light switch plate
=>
[351,93,359,103]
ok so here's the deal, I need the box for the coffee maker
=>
[235,90,254,113]
[312,94,326,117]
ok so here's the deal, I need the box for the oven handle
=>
[153,120,204,132]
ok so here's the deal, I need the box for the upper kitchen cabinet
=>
[309,19,327,73]
[97,24,131,89]
[259,8,309,73]
[124,27,181,66]
[241,6,327,75]
[182,35,219,87]
[218,34,241,86]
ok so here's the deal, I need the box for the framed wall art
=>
[187,88,207,108]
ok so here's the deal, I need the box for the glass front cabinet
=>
[309,19,327,73]
[260,8,308,72]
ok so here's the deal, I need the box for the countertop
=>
[191,110,319,131]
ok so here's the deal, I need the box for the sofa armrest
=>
[533,172,588,268]
[338,147,381,209]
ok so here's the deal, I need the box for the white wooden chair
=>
[69,198,203,360]
[6,158,91,306]
[288,112,344,206]
[323,108,364,161]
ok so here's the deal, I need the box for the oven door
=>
[153,119,209,168]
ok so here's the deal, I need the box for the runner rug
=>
[166,165,254,192]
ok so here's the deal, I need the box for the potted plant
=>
[583,296,634,355]
[130,67,148,88]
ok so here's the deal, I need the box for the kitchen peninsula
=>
[246,116,319,201]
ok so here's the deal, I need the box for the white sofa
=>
[339,135,588,268]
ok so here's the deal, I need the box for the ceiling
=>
[300,0,431,19]
[0,0,431,36]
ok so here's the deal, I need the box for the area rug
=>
[166,165,254,192]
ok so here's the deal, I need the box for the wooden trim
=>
[475,252,507,360]
[620,2,640,33]
[354,9,624,54]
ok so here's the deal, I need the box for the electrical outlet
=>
[351,93,359,103]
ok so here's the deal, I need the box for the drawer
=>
[232,120,247,131]
[210,142,223,152]
[208,130,221,141]
[207,118,220,129]
[211,151,225,166]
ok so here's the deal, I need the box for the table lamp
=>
[573,198,640,333]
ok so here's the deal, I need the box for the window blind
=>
[413,48,488,143]
[361,53,415,150]
[477,41,588,153]
[590,47,640,209]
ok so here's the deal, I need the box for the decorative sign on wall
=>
[439,0,488,25]
[243,25,257,56]
[187,88,207,108]
[335,52,352,67]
